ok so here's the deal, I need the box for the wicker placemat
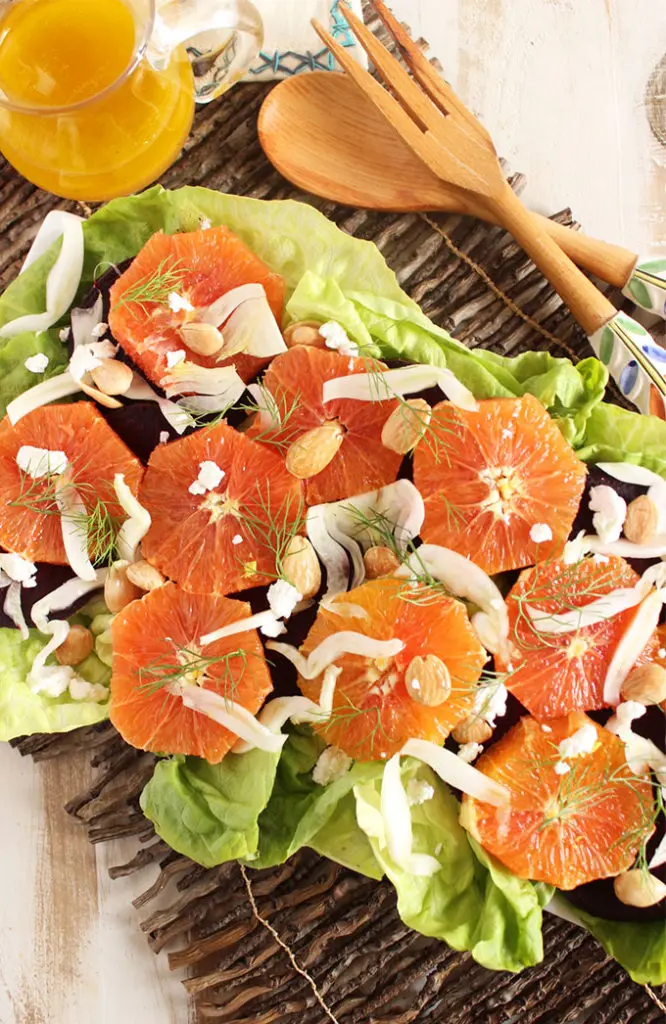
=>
[4,11,666,1024]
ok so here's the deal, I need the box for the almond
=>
[623,495,659,545]
[452,715,494,745]
[286,420,345,479]
[180,321,225,357]
[55,625,94,666]
[364,545,401,579]
[614,869,666,908]
[621,662,666,705]
[89,358,133,396]
[404,654,451,706]
[281,536,321,599]
[126,559,166,592]
[283,321,326,349]
[104,560,142,613]
[381,399,431,455]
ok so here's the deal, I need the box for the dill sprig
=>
[10,468,123,567]
[236,483,308,585]
[236,384,304,454]
[323,695,390,756]
[138,644,251,703]
[111,257,188,318]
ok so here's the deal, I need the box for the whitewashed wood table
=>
[1,1,666,1021]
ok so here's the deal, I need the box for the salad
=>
[0,186,664,987]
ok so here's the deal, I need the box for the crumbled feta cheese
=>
[159,431,170,445]
[260,616,287,638]
[30,664,74,698]
[232,534,243,546]
[457,741,483,763]
[529,523,553,544]
[59,326,71,343]
[606,700,647,742]
[188,460,225,496]
[312,745,352,786]
[168,292,194,313]
[319,321,359,357]
[589,485,627,544]
[406,778,435,805]
[592,553,609,564]
[16,445,68,479]
[554,761,571,776]
[557,723,598,760]
[660,648,666,660]
[473,681,508,727]
[24,353,49,374]
[68,339,117,380]
[90,321,108,339]
[541,724,552,733]
[69,677,109,702]
[200,218,212,230]
[166,349,187,368]
[267,579,302,620]
[0,553,37,587]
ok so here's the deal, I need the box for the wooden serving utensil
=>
[309,0,666,415]
[258,71,636,291]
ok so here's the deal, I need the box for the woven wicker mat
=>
[4,11,666,1024]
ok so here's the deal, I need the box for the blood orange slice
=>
[497,556,660,720]
[108,227,285,386]
[412,394,587,575]
[297,577,487,759]
[110,583,273,762]
[248,345,402,504]
[139,421,304,595]
[461,712,655,889]
[0,402,143,564]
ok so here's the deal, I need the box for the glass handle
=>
[147,0,264,104]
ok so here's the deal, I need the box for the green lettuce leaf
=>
[0,627,109,741]
[559,900,666,986]
[354,759,550,973]
[140,748,281,868]
[0,329,68,418]
[577,402,666,478]
[0,185,608,439]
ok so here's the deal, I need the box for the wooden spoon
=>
[258,72,636,290]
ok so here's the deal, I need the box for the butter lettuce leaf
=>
[354,759,551,973]
[140,748,281,868]
[0,628,109,741]
[556,899,666,986]
[577,401,666,478]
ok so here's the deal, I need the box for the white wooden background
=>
[2,1,666,1021]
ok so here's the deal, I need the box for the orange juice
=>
[0,0,196,200]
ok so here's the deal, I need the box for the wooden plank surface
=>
[1,1,665,1022]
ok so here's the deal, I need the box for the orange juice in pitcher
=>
[0,0,263,200]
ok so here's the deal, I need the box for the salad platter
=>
[2,36,666,1024]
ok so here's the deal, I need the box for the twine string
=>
[644,984,666,1014]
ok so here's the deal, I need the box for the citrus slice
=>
[248,346,402,504]
[139,421,304,595]
[108,227,285,386]
[0,402,143,564]
[110,582,273,761]
[297,577,487,759]
[461,712,655,889]
[412,394,587,575]
[497,556,660,719]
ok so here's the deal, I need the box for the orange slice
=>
[461,712,655,889]
[248,346,402,504]
[497,556,660,719]
[139,421,304,595]
[108,227,285,386]
[110,582,273,762]
[297,577,487,760]
[0,403,143,564]
[412,394,587,574]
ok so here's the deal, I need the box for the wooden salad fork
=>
[312,0,666,415]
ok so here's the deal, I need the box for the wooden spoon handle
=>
[534,215,637,290]
[488,183,618,335]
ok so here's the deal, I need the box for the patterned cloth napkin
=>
[245,0,366,79]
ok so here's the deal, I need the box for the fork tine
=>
[311,19,434,158]
[365,0,493,144]
[332,3,450,137]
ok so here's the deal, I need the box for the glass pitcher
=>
[0,0,263,201]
